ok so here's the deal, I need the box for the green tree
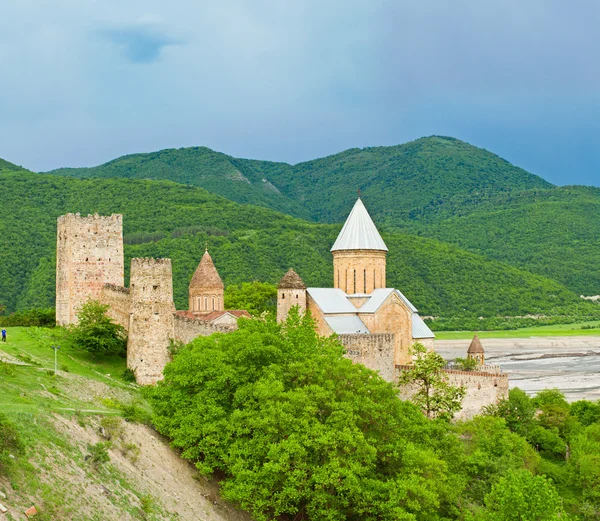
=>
[69,300,127,356]
[224,281,277,316]
[398,342,466,419]
[147,311,459,521]
[477,469,565,521]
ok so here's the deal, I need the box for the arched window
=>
[204,296,208,310]
[363,269,367,293]
[353,270,356,294]
[197,296,201,311]
[212,296,215,310]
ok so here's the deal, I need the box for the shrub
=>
[87,442,110,466]
[69,300,127,356]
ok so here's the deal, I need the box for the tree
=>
[398,342,466,420]
[224,281,277,316]
[477,469,565,521]
[146,310,459,521]
[69,300,127,356]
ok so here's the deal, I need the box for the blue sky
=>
[0,0,598,186]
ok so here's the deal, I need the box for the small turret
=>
[189,249,224,313]
[467,334,485,366]
[277,268,307,322]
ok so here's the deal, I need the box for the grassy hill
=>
[0,169,591,319]
[0,327,251,520]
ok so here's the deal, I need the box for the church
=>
[276,198,435,382]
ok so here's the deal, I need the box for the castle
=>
[56,213,249,385]
[56,200,507,418]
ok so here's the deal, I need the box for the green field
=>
[434,321,600,340]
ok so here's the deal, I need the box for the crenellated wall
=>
[173,313,237,344]
[56,213,124,325]
[100,284,131,330]
[127,258,175,385]
[396,365,509,420]
[339,333,396,382]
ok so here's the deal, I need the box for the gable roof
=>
[190,250,224,290]
[307,288,357,314]
[325,316,370,334]
[278,268,306,289]
[331,198,388,252]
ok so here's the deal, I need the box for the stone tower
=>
[56,213,124,325]
[467,334,485,366]
[127,258,175,385]
[331,198,388,294]
[277,269,307,322]
[189,249,224,313]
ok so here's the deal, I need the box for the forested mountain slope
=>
[46,147,310,220]
[42,137,600,295]
[0,169,587,318]
[409,186,600,295]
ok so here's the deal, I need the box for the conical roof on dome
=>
[468,334,484,354]
[278,268,306,289]
[331,198,388,252]
[190,250,224,290]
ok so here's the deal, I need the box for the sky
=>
[0,0,598,186]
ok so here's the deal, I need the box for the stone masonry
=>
[56,213,124,325]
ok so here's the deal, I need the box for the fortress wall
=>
[173,314,237,345]
[127,258,175,385]
[396,365,509,420]
[100,284,131,330]
[56,213,124,325]
[339,333,396,382]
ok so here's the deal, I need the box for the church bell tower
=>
[331,198,388,294]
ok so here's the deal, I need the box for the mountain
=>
[0,158,29,174]
[43,136,600,296]
[0,169,589,319]
[46,147,310,220]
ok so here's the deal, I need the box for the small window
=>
[296,294,298,299]
[282,293,285,299]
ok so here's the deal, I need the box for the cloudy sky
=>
[0,0,598,186]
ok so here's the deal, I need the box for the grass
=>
[434,321,600,340]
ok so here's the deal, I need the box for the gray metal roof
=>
[307,288,357,314]
[395,290,418,313]
[331,198,388,252]
[412,313,435,339]
[358,288,395,313]
[325,316,370,334]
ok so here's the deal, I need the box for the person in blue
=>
[1,329,6,342]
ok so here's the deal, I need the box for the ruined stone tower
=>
[56,213,124,325]
[127,258,175,385]
[331,198,387,294]
[189,249,224,313]
[277,269,307,322]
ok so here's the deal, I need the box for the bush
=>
[1,308,56,327]
[69,300,127,356]
[87,442,110,466]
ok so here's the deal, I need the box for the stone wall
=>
[173,314,237,344]
[332,249,386,294]
[127,258,175,385]
[396,365,509,420]
[56,213,124,325]
[339,333,396,382]
[100,284,131,330]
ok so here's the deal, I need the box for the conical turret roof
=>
[190,250,224,290]
[278,268,306,289]
[331,198,388,252]
[468,334,484,354]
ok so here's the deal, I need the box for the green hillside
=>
[42,136,600,295]
[0,169,590,319]
[410,186,600,295]
[46,147,310,220]
[0,157,28,173]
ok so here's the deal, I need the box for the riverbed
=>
[435,336,600,402]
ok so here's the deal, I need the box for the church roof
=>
[412,314,435,339]
[189,250,224,290]
[307,288,357,314]
[468,334,484,354]
[325,316,370,334]
[278,268,306,289]
[331,198,388,252]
